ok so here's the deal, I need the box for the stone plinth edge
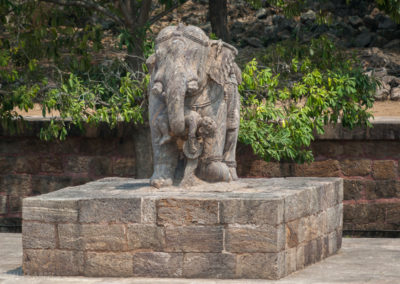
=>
[22,177,343,279]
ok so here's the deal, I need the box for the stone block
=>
[133,252,183,277]
[66,156,91,173]
[127,224,165,250]
[0,174,31,196]
[225,224,284,253]
[343,179,369,200]
[79,198,141,223]
[236,252,285,279]
[248,161,282,177]
[14,156,41,174]
[39,157,64,173]
[294,160,340,177]
[85,252,133,277]
[59,224,126,251]
[22,222,56,249]
[304,239,317,266]
[8,196,22,213]
[23,199,78,223]
[22,177,342,278]
[328,230,338,255]
[31,175,72,195]
[141,198,156,224]
[340,159,371,176]
[23,249,84,276]
[365,180,400,199]
[285,247,297,275]
[89,156,113,176]
[113,157,136,177]
[372,160,398,180]
[165,226,223,252]
[284,188,313,222]
[0,157,15,174]
[157,199,218,226]
[0,195,6,214]
[183,253,236,278]
[220,199,284,225]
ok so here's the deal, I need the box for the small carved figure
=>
[147,24,241,188]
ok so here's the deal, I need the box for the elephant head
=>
[147,24,211,136]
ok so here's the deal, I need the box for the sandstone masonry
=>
[22,177,343,279]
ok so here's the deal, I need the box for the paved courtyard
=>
[1,233,399,283]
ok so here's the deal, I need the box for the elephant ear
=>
[207,40,240,86]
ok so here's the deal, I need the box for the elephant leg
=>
[223,83,240,180]
[223,128,239,180]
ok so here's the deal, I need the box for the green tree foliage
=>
[0,0,183,139]
[0,0,388,164]
[238,36,377,163]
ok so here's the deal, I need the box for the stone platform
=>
[22,177,343,279]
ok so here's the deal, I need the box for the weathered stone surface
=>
[23,199,78,223]
[183,253,236,278]
[328,230,338,255]
[236,252,285,279]
[157,199,218,226]
[225,224,284,253]
[141,198,156,224]
[85,252,132,277]
[0,195,7,214]
[365,180,400,199]
[372,160,398,180]
[22,177,342,278]
[127,224,164,250]
[285,247,297,275]
[23,249,84,276]
[294,160,340,177]
[340,159,371,176]
[284,188,314,222]
[220,199,284,225]
[22,222,56,249]
[31,175,72,195]
[113,157,135,176]
[343,179,367,200]
[165,226,223,252]
[59,224,126,251]
[296,244,305,270]
[248,161,282,177]
[1,174,31,196]
[39,156,64,173]
[133,252,183,277]
[79,198,141,223]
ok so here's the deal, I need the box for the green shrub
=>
[238,36,377,163]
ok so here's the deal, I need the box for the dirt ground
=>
[16,101,400,118]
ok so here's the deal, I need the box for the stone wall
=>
[238,117,400,233]
[1,117,399,233]
[0,119,152,232]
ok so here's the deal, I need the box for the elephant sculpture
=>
[146,24,241,188]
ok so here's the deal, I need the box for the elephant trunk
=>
[166,74,187,136]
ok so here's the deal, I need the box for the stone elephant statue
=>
[146,24,241,188]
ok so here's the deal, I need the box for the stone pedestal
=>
[22,177,343,279]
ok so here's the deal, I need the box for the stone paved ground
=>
[1,233,400,283]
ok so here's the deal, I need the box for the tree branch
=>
[40,0,125,27]
[148,0,187,26]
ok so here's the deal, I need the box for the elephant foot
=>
[150,176,173,189]
[229,167,239,181]
[200,161,231,182]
